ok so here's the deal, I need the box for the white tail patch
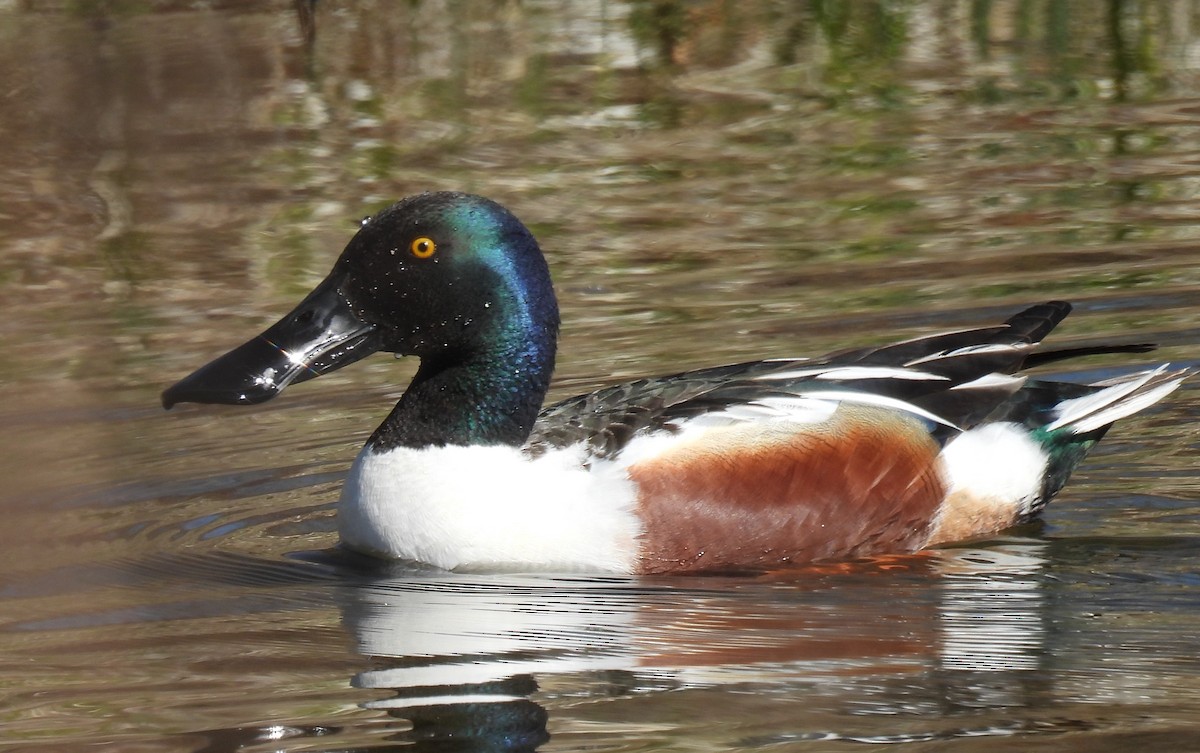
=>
[939,422,1048,520]
[1046,365,1190,434]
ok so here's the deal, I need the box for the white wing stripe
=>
[906,343,1025,366]
[756,366,947,382]
[808,390,960,429]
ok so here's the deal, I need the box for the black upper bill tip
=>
[160,270,382,411]
[160,335,300,410]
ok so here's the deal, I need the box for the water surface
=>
[3,2,1200,750]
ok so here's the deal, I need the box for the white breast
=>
[338,443,642,572]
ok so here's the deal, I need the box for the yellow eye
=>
[409,236,437,259]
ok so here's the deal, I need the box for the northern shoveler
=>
[162,192,1189,574]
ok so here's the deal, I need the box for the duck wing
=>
[523,301,1151,461]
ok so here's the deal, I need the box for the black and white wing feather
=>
[523,301,1156,461]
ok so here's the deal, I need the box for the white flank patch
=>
[939,423,1047,518]
[339,444,641,572]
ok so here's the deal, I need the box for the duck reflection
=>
[364,675,549,752]
[337,540,1051,750]
[938,544,1048,673]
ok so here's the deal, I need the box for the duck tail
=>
[1034,365,1191,503]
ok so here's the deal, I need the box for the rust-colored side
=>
[628,405,947,574]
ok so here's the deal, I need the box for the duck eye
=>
[409,237,437,259]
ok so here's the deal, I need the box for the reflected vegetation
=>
[2,1,1200,750]
[4,0,1200,389]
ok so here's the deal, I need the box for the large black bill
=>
[162,274,381,409]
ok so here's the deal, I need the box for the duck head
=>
[162,192,560,446]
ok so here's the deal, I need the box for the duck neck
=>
[367,327,556,452]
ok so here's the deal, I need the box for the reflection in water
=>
[344,573,637,750]
[340,545,1054,750]
[937,543,1047,673]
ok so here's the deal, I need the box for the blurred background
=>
[2,1,1200,750]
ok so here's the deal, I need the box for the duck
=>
[162,191,1190,574]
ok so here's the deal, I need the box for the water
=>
[3,1,1200,750]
